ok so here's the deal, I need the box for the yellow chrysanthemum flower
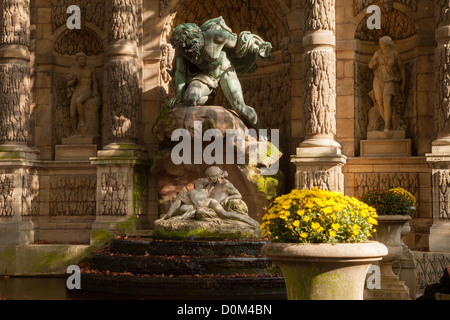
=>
[311,222,320,230]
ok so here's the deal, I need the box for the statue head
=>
[170,23,204,61]
[205,166,228,183]
[75,52,87,66]
[379,36,395,50]
[194,178,209,189]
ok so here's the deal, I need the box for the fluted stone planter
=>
[261,242,388,300]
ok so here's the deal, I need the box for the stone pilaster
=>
[426,0,450,251]
[90,0,148,244]
[0,0,37,245]
[291,0,346,192]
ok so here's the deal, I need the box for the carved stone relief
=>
[51,0,105,32]
[0,0,30,46]
[109,0,138,42]
[303,49,336,136]
[355,172,420,216]
[54,28,104,56]
[100,172,128,216]
[355,8,416,41]
[300,171,331,191]
[107,59,139,142]
[159,42,175,110]
[436,0,450,26]
[173,0,289,49]
[50,175,96,216]
[354,0,418,16]
[0,63,30,144]
[159,0,169,17]
[436,171,450,220]
[435,44,450,138]
[303,0,335,33]
[0,174,14,217]
[22,170,39,216]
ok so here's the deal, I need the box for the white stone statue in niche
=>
[368,36,407,135]
[65,52,101,142]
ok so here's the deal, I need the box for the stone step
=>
[79,271,287,299]
[85,251,279,276]
[109,238,268,257]
[78,238,287,299]
[364,289,411,300]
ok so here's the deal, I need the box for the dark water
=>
[0,277,149,300]
[0,277,281,300]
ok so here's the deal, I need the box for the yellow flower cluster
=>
[389,187,416,206]
[261,188,378,244]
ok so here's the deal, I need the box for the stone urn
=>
[366,215,412,300]
[401,207,415,239]
[261,242,388,300]
[373,215,411,275]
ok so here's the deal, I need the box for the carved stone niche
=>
[52,29,104,161]
[355,6,417,157]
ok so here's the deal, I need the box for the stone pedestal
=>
[55,145,98,161]
[365,215,412,300]
[365,269,411,300]
[292,144,347,192]
[426,152,450,252]
[0,147,39,245]
[90,144,148,245]
[361,131,411,157]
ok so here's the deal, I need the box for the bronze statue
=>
[169,17,273,131]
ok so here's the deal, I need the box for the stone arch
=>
[354,8,417,42]
[54,27,104,56]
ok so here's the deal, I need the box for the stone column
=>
[0,0,31,150]
[426,0,450,252]
[0,0,37,245]
[291,0,346,192]
[90,0,148,244]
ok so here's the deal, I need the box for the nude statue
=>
[67,52,99,136]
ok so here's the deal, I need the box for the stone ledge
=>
[0,244,93,276]
[153,218,262,241]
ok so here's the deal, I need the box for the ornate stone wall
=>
[0,0,444,250]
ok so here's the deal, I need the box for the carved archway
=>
[50,0,107,146]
